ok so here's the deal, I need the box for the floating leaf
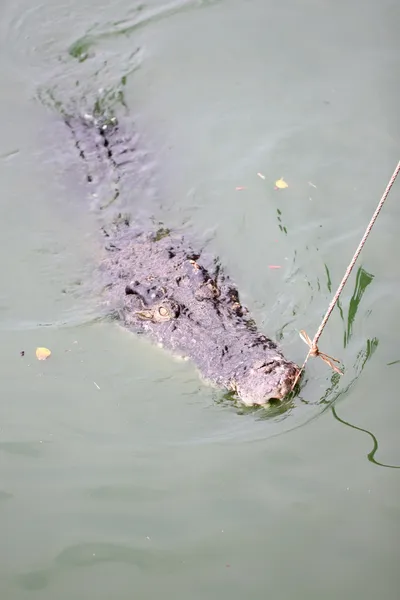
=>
[36,347,51,361]
[275,178,288,189]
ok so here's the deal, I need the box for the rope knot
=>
[299,330,343,374]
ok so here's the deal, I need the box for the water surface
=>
[0,0,399,598]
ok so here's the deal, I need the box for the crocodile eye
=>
[153,304,176,322]
[157,301,180,321]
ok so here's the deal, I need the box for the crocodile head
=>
[103,232,299,406]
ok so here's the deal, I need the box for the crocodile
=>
[60,109,299,405]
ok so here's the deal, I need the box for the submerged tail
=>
[38,74,159,232]
[64,111,153,211]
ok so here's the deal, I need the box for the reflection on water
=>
[68,0,220,63]
[323,264,374,348]
[319,334,378,408]
[324,263,332,293]
[294,263,379,422]
[355,336,379,372]
[318,264,395,468]
[331,405,400,469]
[344,267,374,347]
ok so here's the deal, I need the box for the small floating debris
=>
[274,178,288,189]
[36,347,51,361]
[257,172,265,180]
[268,265,282,269]
[235,186,246,191]
[308,181,317,188]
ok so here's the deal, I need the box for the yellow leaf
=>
[36,347,51,360]
[275,177,288,189]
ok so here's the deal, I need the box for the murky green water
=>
[1,0,399,598]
